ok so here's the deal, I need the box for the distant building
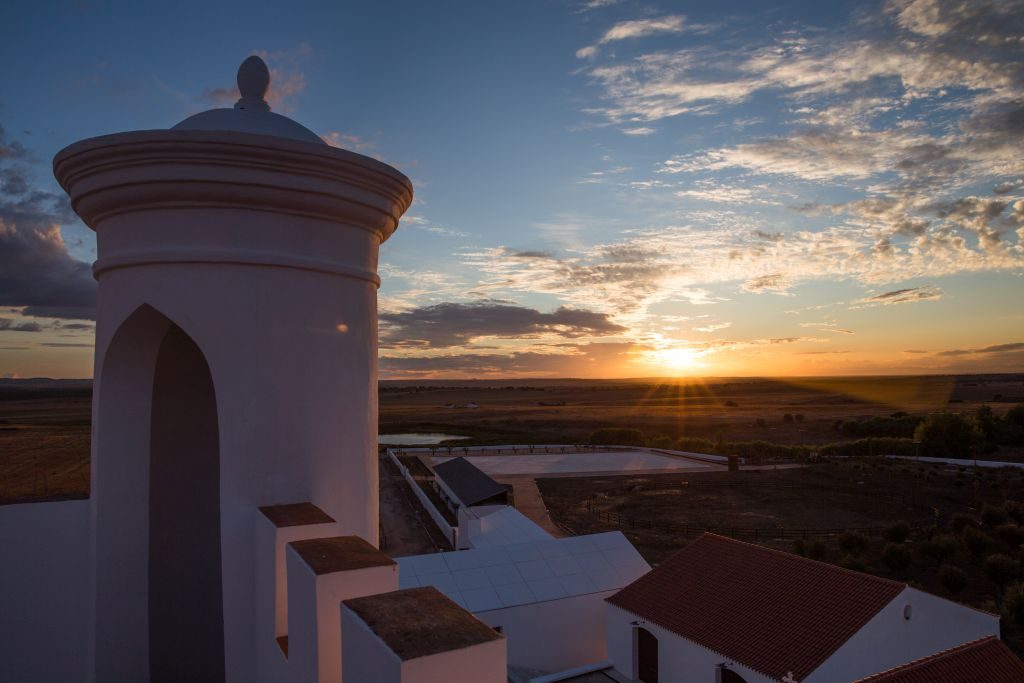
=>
[433,456,513,510]
[605,533,1001,683]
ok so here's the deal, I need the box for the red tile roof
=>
[855,636,1024,682]
[607,533,905,681]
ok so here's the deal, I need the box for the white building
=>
[399,531,649,674]
[605,533,1002,683]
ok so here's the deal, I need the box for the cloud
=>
[742,273,789,293]
[0,128,95,321]
[578,16,687,59]
[938,342,1024,356]
[380,342,641,378]
[694,322,731,333]
[0,318,42,332]
[0,125,31,161]
[856,287,943,306]
[379,302,627,348]
[622,127,656,136]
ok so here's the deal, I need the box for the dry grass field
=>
[2,373,1022,504]
[0,383,91,504]
[380,374,1024,445]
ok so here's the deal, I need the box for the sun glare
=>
[650,347,704,374]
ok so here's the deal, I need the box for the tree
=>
[913,412,983,459]
[975,405,996,441]
[920,535,958,565]
[882,521,910,544]
[882,543,912,572]
[963,526,993,558]
[940,565,968,594]
[1005,583,1024,623]
[984,554,1018,590]
[838,532,869,557]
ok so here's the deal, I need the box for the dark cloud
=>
[939,342,1024,357]
[379,342,640,378]
[0,318,42,332]
[380,302,627,348]
[0,126,95,321]
[0,168,31,195]
[860,287,942,305]
[0,125,32,161]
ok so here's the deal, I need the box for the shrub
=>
[838,532,869,557]
[1005,583,1024,624]
[996,524,1024,548]
[783,413,794,423]
[1005,501,1024,525]
[920,535,958,565]
[882,521,911,544]
[795,414,805,422]
[648,434,674,449]
[963,526,993,558]
[984,554,1019,589]
[590,428,644,446]
[792,539,806,557]
[981,503,1008,528]
[806,540,827,561]
[951,513,976,533]
[676,436,716,453]
[882,543,912,572]
[914,412,983,459]
[939,565,969,594]
[839,555,866,572]
[755,418,766,428]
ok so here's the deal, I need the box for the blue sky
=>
[1,0,1022,378]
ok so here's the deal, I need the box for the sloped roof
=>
[433,457,511,506]
[855,636,1024,682]
[464,505,553,548]
[398,532,649,613]
[607,533,905,682]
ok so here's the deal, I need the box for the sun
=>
[649,347,705,374]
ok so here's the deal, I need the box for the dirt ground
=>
[538,460,1023,562]
[378,455,452,556]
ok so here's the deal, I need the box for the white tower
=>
[54,56,412,682]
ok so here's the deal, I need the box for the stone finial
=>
[235,56,271,112]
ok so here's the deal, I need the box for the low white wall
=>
[886,455,1024,470]
[388,449,458,547]
[0,500,91,683]
[476,591,614,673]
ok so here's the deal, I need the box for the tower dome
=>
[172,55,325,144]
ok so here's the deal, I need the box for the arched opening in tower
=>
[148,324,225,682]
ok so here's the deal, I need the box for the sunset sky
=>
[1,0,1022,379]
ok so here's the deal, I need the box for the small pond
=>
[378,433,470,446]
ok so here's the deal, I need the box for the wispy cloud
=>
[577,15,687,59]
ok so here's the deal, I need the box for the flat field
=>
[379,374,1024,445]
[2,373,1022,504]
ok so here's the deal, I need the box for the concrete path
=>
[494,475,565,538]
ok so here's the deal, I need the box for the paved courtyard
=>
[432,450,717,476]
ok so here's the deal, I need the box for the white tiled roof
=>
[397,532,650,613]
[464,505,553,548]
